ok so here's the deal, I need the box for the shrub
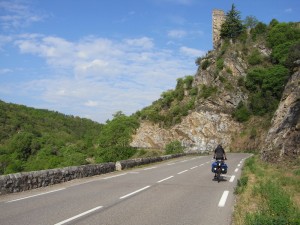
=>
[199,85,217,99]
[248,49,262,65]
[195,57,201,66]
[285,41,300,71]
[245,65,290,115]
[184,76,194,89]
[189,87,198,96]
[201,59,210,70]
[161,90,175,108]
[165,140,184,155]
[96,146,137,163]
[233,101,251,122]
[250,22,267,40]
[216,58,224,71]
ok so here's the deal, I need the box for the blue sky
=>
[0,0,299,123]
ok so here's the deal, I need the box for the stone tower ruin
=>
[212,9,225,49]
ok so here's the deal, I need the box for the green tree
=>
[244,15,259,29]
[98,112,139,148]
[220,4,243,40]
[245,65,290,115]
[285,41,300,71]
[9,132,34,161]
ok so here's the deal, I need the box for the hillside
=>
[131,13,300,163]
[0,100,104,174]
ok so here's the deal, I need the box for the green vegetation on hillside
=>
[230,17,299,122]
[135,75,197,127]
[0,101,141,174]
[95,111,139,163]
[0,101,102,174]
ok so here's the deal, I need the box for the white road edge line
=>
[178,170,188,174]
[235,168,239,172]
[54,206,103,225]
[6,188,66,203]
[218,191,229,207]
[190,166,198,170]
[120,186,151,199]
[157,176,174,183]
[103,173,127,180]
[229,175,235,182]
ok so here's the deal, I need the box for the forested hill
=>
[0,100,103,174]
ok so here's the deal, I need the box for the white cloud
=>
[0,0,45,30]
[7,34,205,122]
[124,37,154,49]
[168,29,187,38]
[180,46,205,57]
[84,100,99,107]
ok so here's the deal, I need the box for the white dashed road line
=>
[190,166,198,170]
[54,206,103,225]
[177,170,188,175]
[157,176,174,183]
[120,186,151,199]
[234,168,239,173]
[229,175,235,182]
[218,191,229,207]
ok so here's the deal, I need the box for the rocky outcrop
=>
[262,64,300,162]
[131,42,250,153]
[131,111,242,152]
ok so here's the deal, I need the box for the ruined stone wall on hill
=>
[212,9,225,49]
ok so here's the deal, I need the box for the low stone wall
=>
[0,153,190,195]
[0,163,115,195]
[119,153,185,169]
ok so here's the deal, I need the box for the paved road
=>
[0,153,250,225]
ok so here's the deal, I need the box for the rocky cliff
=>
[130,42,251,152]
[262,61,300,162]
[131,111,242,152]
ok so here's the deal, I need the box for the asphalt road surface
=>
[0,153,251,225]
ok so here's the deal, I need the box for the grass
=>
[233,155,300,225]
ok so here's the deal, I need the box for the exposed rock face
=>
[131,111,242,152]
[131,41,250,153]
[262,65,300,162]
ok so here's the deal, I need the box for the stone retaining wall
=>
[0,153,189,195]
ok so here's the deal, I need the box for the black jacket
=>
[214,145,225,159]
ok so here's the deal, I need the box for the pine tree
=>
[220,4,243,40]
